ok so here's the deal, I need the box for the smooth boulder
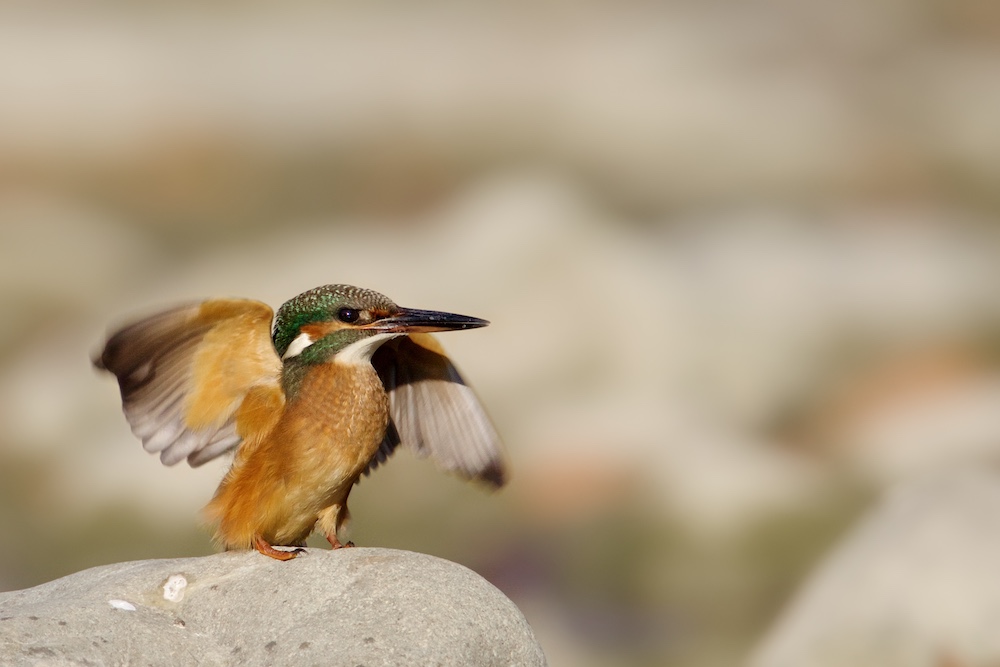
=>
[0,547,546,667]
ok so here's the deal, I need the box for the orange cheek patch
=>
[299,322,348,340]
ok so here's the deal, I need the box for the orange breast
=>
[205,362,389,549]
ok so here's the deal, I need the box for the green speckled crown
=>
[272,284,396,357]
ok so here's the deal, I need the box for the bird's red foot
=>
[253,535,305,561]
[325,534,355,550]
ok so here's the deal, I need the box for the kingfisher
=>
[95,284,505,561]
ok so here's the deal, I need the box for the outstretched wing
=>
[95,299,284,467]
[370,333,506,487]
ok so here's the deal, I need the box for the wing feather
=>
[95,299,283,467]
[370,333,506,486]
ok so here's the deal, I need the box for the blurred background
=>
[2,1,1000,666]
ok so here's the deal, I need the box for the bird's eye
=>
[337,308,360,323]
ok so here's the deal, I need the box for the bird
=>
[94,284,505,561]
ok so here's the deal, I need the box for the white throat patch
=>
[334,332,400,365]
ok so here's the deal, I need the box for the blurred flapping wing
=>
[95,299,283,467]
[371,333,506,487]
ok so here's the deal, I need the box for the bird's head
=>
[273,284,488,366]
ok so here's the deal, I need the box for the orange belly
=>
[204,361,389,549]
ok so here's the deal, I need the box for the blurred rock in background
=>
[1,2,999,666]
[750,469,1000,667]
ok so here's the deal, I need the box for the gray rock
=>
[749,468,1000,667]
[0,547,545,667]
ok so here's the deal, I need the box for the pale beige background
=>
[1,2,999,666]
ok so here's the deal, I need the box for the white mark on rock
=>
[163,574,188,603]
[108,599,136,611]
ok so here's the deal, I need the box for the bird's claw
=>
[325,534,356,550]
[253,535,305,561]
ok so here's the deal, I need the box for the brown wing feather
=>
[95,299,284,467]
[370,333,506,486]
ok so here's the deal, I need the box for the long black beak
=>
[372,307,489,334]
